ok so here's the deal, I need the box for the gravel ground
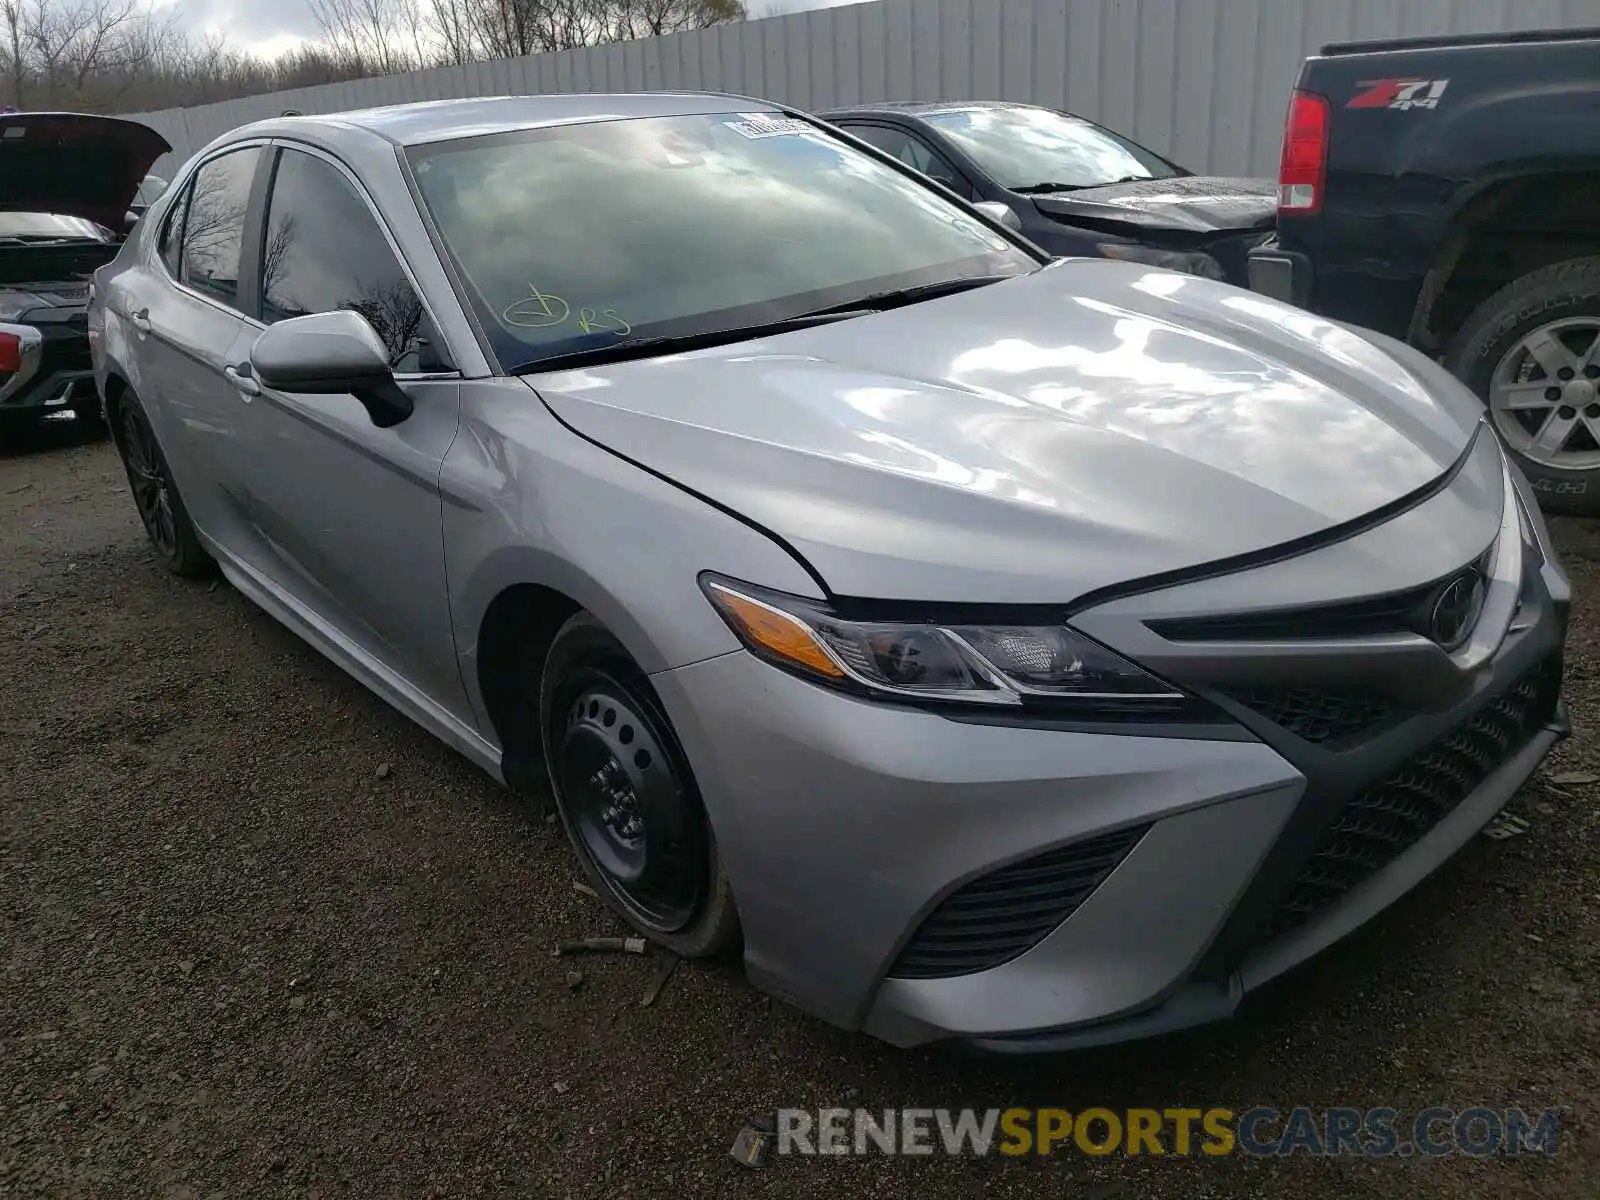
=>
[3,425,1599,1200]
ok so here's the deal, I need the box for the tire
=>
[1445,256,1600,517]
[539,612,740,958]
[113,391,213,578]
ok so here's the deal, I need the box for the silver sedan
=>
[89,94,1570,1051]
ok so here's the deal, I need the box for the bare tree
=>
[0,0,747,117]
[2,0,27,108]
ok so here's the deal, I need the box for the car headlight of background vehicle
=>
[1097,243,1226,281]
[701,576,1185,709]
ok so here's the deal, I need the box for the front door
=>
[225,143,470,722]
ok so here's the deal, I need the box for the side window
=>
[844,124,975,201]
[180,146,262,311]
[260,148,443,373]
[157,180,190,277]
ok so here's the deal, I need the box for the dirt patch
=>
[3,432,1598,1198]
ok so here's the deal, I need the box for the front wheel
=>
[1447,256,1600,516]
[539,613,740,958]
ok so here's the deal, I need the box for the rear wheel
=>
[115,392,212,577]
[540,613,739,958]
[1446,256,1600,516]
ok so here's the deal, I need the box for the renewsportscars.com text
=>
[775,1106,1561,1158]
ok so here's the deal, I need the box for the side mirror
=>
[972,201,1023,233]
[249,309,413,428]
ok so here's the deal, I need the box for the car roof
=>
[232,92,786,149]
[819,99,1045,119]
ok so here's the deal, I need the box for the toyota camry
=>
[89,94,1570,1051]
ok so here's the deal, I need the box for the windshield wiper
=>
[0,234,97,245]
[1016,175,1160,194]
[803,273,1018,317]
[510,276,1020,374]
[509,309,874,374]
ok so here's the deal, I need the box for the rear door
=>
[225,143,470,719]
[137,143,269,556]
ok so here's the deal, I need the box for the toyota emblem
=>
[1428,569,1485,650]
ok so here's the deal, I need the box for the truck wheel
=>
[1446,256,1600,517]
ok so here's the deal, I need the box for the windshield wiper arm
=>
[1012,182,1088,195]
[803,273,1018,317]
[508,309,874,375]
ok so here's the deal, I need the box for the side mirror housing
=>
[249,309,413,428]
[972,200,1023,233]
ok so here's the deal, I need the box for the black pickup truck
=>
[1248,27,1600,514]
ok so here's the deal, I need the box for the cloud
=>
[747,0,863,13]
[169,0,865,54]
[177,0,323,47]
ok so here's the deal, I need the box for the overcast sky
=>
[168,0,865,61]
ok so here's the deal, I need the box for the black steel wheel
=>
[541,614,740,956]
[114,393,212,577]
[557,667,703,931]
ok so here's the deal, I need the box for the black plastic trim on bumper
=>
[965,704,1568,1055]
[0,369,98,418]
[1248,246,1312,308]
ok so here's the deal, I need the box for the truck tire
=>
[1446,256,1600,517]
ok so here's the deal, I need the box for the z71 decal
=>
[1348,78,1450,110]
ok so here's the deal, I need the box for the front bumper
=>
[649,436,1570,1051]
[0,320,100,426]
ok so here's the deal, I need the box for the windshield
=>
[407,112,1038,370]
[0,212,109,242]
[135,175,168,206]
[920,105,1181,192]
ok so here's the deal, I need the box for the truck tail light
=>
[1277,89,1330,216]
[0,331,21,375]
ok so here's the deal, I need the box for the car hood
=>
[0,280,90,319]
[1031,176,1277,236]
[528,263,1485,606]
[0,113,170,229]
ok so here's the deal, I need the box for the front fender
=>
[442,380,823,727]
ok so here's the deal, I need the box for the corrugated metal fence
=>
[126,0,1600,180]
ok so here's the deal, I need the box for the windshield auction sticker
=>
[724,114,814,139]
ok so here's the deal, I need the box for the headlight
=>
[1097,243,1226,281]
[701,576,1185,709]
[0,295,36,321]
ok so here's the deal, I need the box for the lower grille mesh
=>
[889,825,1149,980]
[1218,684,1398,746]
[1264,653,1563,938]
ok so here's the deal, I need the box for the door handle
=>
[223,362,260,397]
[129,307,150,334]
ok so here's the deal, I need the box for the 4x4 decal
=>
[1348,78,1450,110]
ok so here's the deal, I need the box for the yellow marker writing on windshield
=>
[577,307,633,336]
[502,283,570,329]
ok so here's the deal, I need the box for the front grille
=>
[1149,552,1492,643]
[1216,684,1399,746]
[1263,653,1563,938]
[889,825,1149,980]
